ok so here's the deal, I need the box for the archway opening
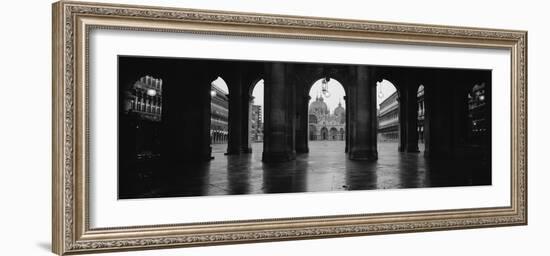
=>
[417,85,425,151]
[119,74,163,198]
[309,124,317,140]
[376,79,399,152]
[307,77,346,151]
[126,75,163,160]
[249,79,264,155]
[210,77,230,156]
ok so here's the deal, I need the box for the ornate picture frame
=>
[52,1,527,255]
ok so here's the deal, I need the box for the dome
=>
[309,96,328,114]
[333,102,345,117]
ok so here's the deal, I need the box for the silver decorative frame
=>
[52,1,527,255]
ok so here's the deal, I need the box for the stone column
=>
[423,70,453,159]
[422,83,433,157]
[344,95,349,153]
[262,62,296,162]
[348,66,378,160]
[295,94,310,153]
[161,61,213,166]
[241,94,253,153]
[451,82,470,151]
[398,94,407,152]
[226,75,243,155]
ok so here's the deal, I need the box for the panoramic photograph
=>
[118,56,492,199]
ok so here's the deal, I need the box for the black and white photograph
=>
[118,56,491,199]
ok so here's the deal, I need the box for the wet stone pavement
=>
[121,141,491,199]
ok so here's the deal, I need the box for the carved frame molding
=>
[52,1,527,254]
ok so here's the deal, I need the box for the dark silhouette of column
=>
[423,70,454,159]
[241,94,253,153]
[348,66,378,160]
[118,60,142,197]
[423,82,433,158]
[398,94,406,152]
[226,74,243,155]
[451,82,470,158]
[161,60,213,166]
[295,94,310,153]
[262,62,296,162]
[344,95,349,153]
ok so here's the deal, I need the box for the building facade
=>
[417,85,425,143]
[467,82,488,145]
[210,84,229,144]
[124,75,163,160]
[308,96,346,141]
[377,85,425,143]
[377,91,400,141]
[250,104,263,142]
[128,75,163,121]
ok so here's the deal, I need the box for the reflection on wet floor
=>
[120,141,491,199]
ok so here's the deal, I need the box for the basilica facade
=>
[308,96,346,141]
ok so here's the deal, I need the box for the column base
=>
[241,147,252,153]
[262,151,296,163]
[348,149,378,161]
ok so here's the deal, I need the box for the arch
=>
[320,127,329,140]
[376,79,400,146]
[309,125,317,140]
[247,77,264,98]
[307,78,346,115]
[306,76,347,152]
[211,76,229,95]
[301,67,351,98]
[122,74,164,161]
[339,128,345,141]
[329,127,338,140]
[249,79,265,152]
[306,77,347,101]
[417,84,425,145]
[210,76,230,148]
